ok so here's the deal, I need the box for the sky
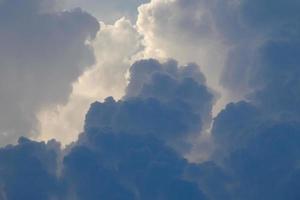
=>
[0,0,300,199]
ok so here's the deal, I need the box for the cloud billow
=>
[85,59,214,153]
[0,138,60,200]
[206,102,300,200]
[135,1,300,200]
[0,58,212,200]
[0,0,99,145]
[66,58,215,199]
[62,132,207,200]
[193,0,300,199]
[1,0,300,199]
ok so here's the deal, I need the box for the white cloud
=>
[64,0,149,23]
[136,0,230,114]
[38,18,142,144]
[38,0,229,149]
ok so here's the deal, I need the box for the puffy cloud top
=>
[0,58,212,200]
[85,59,214,153]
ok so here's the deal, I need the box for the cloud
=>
[136,0,227,107]
[206,0,300,194]
[214,0,300,100]
[37,18,142,144]
[0,133,208,200]
[62,132,207,200]
[0,0,99,145]
[1,0,300,200]
[136,0,300,111]
[202,1,300,198]
[85,59,214,153]
[0,137,60,200]
[207,101,300,200]
[0,58,212,200]
[47,57,212,199]
[134,1,300,200]
[64,0,150,23]
[211,101,261,160]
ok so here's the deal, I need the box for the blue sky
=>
[0,0,300,199]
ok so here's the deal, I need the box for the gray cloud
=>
[63,132,207,200]
[216,0,300,101]
[137,0,226,93]
[135,1,300,200]
[0,137,60,200]
[37,18,142,144]
[85,59,214,153]
[0,58,212,200]
[0,0,99,145]
[206,100,300,200]
[60,58,213,199]
[204,1,300,198]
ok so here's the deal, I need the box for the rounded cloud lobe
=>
[195,1,300,199]
[0,0,99,145]
[136,0,227,98]
[38,18,142,144]
[85,59,214,153]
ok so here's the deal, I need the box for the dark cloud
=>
[249,39,300,116]
[217,0,300,103]
[85,59,214,153]
[63,59,212,199]
[0,58,212,200]
[211,101,261,160]
[0,129,208,200]
[0,138,60,200]
[0,0,99,145]
[183,1,300,199]
[62,131,207,200]
[208,103,300,200]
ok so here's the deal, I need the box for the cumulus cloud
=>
[0,138,60,200]
[0,133,208,200]
[134,1,300,199]
[136,0,300,111]
[85,59,214,153]
[64,0,149,23]
[201,1,300,198]
[38,18,142,144]
[62,132,207,200]
[0,58,212,200]
[0,0,99,145]
[1,0,300,199]
[136,0,227,108]
[212,0,300,101]
[205,100,300,200]
[199,0,300,198]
